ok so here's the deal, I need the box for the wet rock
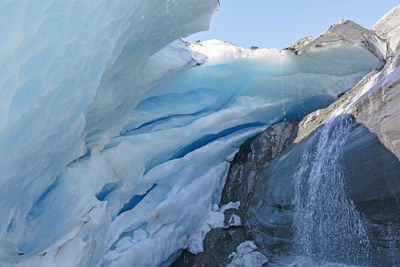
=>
[172,227,247,267]
[248,115,400,264]
[221,121,299,213]
[173,121,298,266]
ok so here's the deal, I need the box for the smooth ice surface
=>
[0,1,383,266]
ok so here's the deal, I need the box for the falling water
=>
[292,115,370,265]
[279,51,287,121]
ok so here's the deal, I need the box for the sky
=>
[184,0,399,49]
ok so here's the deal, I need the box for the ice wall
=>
[0,1,218,266]
[0,2,383,266]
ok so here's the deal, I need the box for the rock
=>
[352,64,400,159]
[285,19,387,62]
[223,121,298,255]
[283,35,314,52]
[247,114,400,263]
[293,59,400,161]
[220,121,299,213]
[294,5,400,157]
[172,227,248,267]
[294,61,400,160]
[372,5,400,58]
[172,121,298,266]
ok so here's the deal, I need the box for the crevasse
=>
[0,1,383,266]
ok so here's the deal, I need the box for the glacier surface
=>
[0,1,383,266]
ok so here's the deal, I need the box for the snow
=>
[188,201,241,254]
[188,39,280,64]
[0,1,385,266]
[228,241,268,267]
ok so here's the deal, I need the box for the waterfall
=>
[292,115,370,265]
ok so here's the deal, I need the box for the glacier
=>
[0,1,386,266]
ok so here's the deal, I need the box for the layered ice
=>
[0,1,384,266]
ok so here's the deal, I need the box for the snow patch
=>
[188,201,241,254]
[228,241,268,267]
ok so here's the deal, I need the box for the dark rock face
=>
[246,116,400,265]
[172,227,247,267]
[343,121,400,265]
[221,122,299,212]
[172,121,299,266]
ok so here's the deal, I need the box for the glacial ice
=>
[0,1,384,266]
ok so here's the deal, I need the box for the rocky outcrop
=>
[284,19,387,62]
[352,65,400,159]
[172,228,249,267]
[220,122,298,211]
[372,5,400,59]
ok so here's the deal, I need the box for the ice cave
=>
[1,1,400,266]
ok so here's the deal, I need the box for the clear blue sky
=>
[185,0,399,49]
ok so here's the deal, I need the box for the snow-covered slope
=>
[0,2,387,267]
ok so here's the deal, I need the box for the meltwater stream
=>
[292,115,370,266]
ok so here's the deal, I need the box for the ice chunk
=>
[228,241,268,267]
[188,201,241,254]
